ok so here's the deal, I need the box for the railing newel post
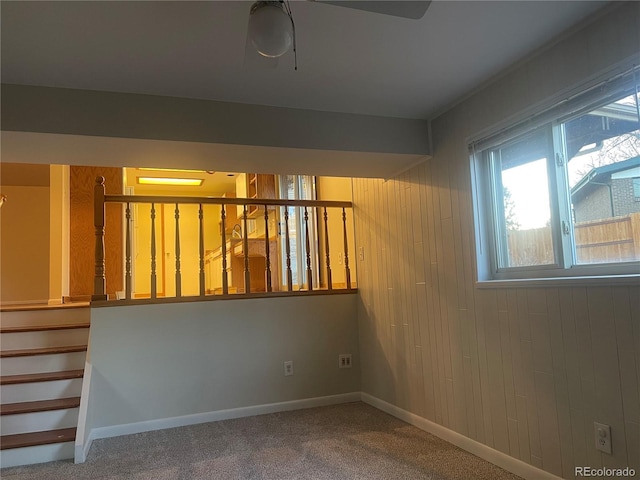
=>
[92,176,108,301]
[343,207,351,290]
[243,204,251,293]
[284,208,293,291]
[199,203,205,297]
[125,202,132,300]
[221,204,229,295]
[323,207,332,290]
[304,206,313,291]
[150,203,157,299]
[175,203,182,298]
[264,205,272,292]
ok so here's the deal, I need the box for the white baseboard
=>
[361,393,562,480]
[78,392,361,462]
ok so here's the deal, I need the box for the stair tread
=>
[0,345,87,357]
[0,428,76,450]
[0,397,81,415]
[1,369,84,385]
[0,323,90,333]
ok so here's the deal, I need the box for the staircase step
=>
[0,345,87,358]
[0,306,90,328]
[0,428,76,450]
[0,397,81,416]
[1,370,84,385]
[0,323,90,333]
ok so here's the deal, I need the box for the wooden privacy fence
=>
[92,176,354,302]
[507,212,640,267]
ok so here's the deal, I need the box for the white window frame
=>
[471,66,640,284]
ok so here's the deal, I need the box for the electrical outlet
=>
[284,360,294,376]
[338,252,343,265]
[594,422,612,454]
[358,247,364,261]
[338,354,352,369]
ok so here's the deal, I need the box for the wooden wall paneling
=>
[391,178,409,410]
[406,176,424,416]
[397,177,411,410]
[484,288,511,454]
[70,166,123,297]
[497,291,519,457]
[426,163,448,427]
[474,288,495,448]
[545,288,575,479]
[612,287,640,471]
[630,286,640,403]
[417,163,439,423]
[507,289,531,463]
[442,214,467,435]
[380,178,395,385]
[516,288,543,467]
[611,287,640,426]
[403,178,422,417]
[558,288,588,471]
[533,370,563,476]
[587,287,629,470]
[572,287,602,470]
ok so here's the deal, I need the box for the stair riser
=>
[1,408,80,436]
[0,329,89,350]
[1,352,86,376]
[0,308,90,328]
[1,379,83,404]
[0,441,75,468]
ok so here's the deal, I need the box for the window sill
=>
[476,274,640,289]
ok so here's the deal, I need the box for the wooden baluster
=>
[284,208,293,291]
[342,207,351,290]
[174,203,182,298]
[125,202,132,300]
[220,204,229,295]
[264,205,272,292]
[150,203,157,299]
[323,207,332,291]
[243,205,251,293]
[199,203,205,297]
[304,206,313,290]
[92,176,107,301]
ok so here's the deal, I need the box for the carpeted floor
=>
[2,402,522,479]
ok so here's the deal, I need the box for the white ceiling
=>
[1,0,608,120]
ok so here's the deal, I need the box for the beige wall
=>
[354,4,639,480]
[133,202,220,297]
[317,176,356,288]
[86,294,359,429]
[0,163,50,304]
[49,164,69,302]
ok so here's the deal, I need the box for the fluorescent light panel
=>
[137,177,203,186]
[137,168,210,173]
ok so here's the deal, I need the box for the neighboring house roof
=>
[571,156,640,201]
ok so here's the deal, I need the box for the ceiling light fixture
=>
[137,168,215,174]
[137,177,203,186]
[248,1,297,67]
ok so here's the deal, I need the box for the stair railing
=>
[92,176,354,302]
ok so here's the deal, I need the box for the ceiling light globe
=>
[248,2,293,58]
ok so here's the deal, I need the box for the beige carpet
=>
[2,402,522,479]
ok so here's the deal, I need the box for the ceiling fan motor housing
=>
[248,1,293,58]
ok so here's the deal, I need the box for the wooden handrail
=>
[104,194,352,209]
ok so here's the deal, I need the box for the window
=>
[472,68,640,281]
